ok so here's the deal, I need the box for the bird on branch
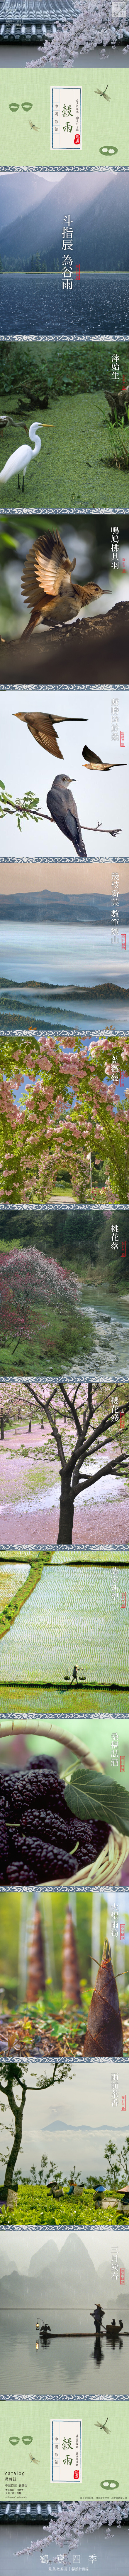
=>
[46,772,86,857]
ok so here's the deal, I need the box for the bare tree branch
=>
[72,1449,122,1497]
[26,1374,129,1458]
[42,1397,66,1467]
[25,1374,129,1541]
[58,1376,90,1439]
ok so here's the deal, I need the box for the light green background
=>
[1,1712,129,1782]
[0,2399,128,2501]
[0,67,128,168]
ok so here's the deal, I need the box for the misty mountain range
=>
[0,2235,128,2327]
[0,899,128,926]
[0,171,129,270]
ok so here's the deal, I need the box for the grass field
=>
[0,1558,129,1686]
[1,393,129,510]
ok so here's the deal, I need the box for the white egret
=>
[0,421,41,494]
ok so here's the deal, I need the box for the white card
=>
[50,89,82,150]
[50,2420,82,2483]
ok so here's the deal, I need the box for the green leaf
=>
[64,1764,129,1834]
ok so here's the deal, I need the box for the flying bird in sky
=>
[15,716,120,844]
[46,772,86,857]
[83,739,125,770]
[16,711,63,760]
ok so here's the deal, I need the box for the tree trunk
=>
[57,1489,74,1546]
[0,2073,26,2208]
[1,1413,4,1440]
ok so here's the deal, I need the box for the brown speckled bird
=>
[21,527,76,630]
[21,526,101,632]
[16,710,63,760]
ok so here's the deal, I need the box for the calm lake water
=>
[0,271,129,336]
[0,2315,128,2398]
[0,920,128,985]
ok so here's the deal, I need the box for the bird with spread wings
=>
[16,709,123,785]
[17,710,63,760]
[21,525,101,632]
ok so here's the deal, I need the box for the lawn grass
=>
[1,393,129,509]
[0,1317,88,1374]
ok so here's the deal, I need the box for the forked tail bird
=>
[83,736,125,772]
